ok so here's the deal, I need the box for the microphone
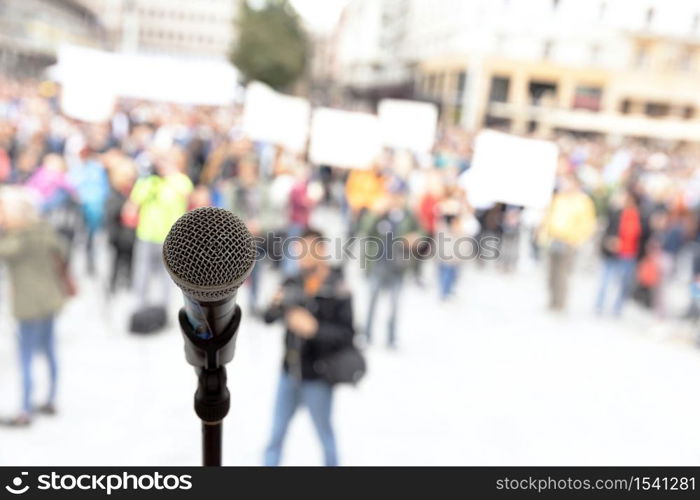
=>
[163,206,256,342]
[162,207,256,466]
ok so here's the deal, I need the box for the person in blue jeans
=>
[263,229,354,466]
[438,263,459,300]
[595,256,638,316]
[0,186,70,426]
[435,212,463,301]
[595,191,642,316]
[18,317,58,418]
[265,372,336,466]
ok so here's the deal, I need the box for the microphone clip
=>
[178,306,242,423]
[178,305,242,371]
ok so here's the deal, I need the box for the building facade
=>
[0,0,105,76]
[82,0,239,60]
[415,0,700,141]
[334,0,412,97]
[336,0,700,141]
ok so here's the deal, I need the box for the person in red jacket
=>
[595,190,642,316]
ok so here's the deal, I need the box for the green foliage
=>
[231,0,308,91]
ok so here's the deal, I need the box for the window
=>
[572,85,602,111]
[456,71,467,100]
[427,73,437,95]
[489,76,510,103]
[620,99,632,114]
[645,102,670,117]
[528,80,557,105]
[599,1,607,20]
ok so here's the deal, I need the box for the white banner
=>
[56,46,116,123]
[461,130,558,208]
[309,108,382,169]
[378,99,438,152]
[242,81,310,152]
[60,80,116,123]
[56,45,240,108]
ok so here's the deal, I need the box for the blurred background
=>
[2,0,700,465]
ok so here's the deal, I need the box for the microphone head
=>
[163,207,256,302]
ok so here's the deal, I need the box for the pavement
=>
[1,213,700,465]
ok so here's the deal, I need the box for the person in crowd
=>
[360,182,422,347]
[231,156,265,315]
[189,184,213,210]
[265,160,296,268]
[283,166,316,277]
[637,217,664,317]
[412,172,443,287]
[435,210,463,301]
[67,147,109,275]
[128,147,193,311]
[475,203,505,267]
[26,153,81,252]
[0,186,71,426]
[433,186,470,299]
[288,166,314,236]
[12,147,42,184]
[345,163,386,237]
[539,175,597,312]
[654,204,688,318]
[104,156,137,294]
[262,229,354,466]
[0,147,10,182]
[417,177,442,240]
[595,189,643,316]
[499,206,522,273]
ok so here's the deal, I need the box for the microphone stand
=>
[196,366,228,466]
[178,306,242,466]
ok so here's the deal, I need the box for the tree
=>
[231,0,308,91]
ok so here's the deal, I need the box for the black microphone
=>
[162,207,256,466]
[163,206,256,342]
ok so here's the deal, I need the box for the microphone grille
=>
[163,207,256,302]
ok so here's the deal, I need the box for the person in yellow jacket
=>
[128,149,193,311]
[344,164,386,235]
[539,175,597,311]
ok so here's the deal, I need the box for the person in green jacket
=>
[358,181,422,348]
[0,187,70,426]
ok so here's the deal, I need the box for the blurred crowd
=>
[3,77,700,463]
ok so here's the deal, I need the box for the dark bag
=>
[129,306,167,334]
[315,346,366,385]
